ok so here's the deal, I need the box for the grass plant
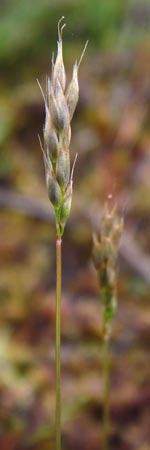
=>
[92,200,123,449]
[38,17,87,450]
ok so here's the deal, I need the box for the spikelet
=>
[44,116,59,163]
[47,174,62,207]
[38,18,87,237]
[56,149,70,189]
[60,181,72,225]
[52,17,66,92]
[66,41,88,121]
[66,62,79,121]
[48,81,69,132]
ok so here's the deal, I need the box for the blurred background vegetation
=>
[0,1,150,449]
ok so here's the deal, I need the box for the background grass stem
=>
[103,334,110,450]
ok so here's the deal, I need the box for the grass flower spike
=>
[38,17,87,238]
[38,17,87,450]
[92,202,123,336]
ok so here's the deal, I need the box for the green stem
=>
[55,234,62,450]
[103,332,110,450]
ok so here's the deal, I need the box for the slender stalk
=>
[55,234,62,450]
[103,332,110,450]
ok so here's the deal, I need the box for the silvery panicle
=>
[92,202,123,332]
[38,17,88,238]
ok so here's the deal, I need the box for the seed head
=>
[38,18,87,237]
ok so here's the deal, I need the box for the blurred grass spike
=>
[92,200,123,330]
[92,200,123,450]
